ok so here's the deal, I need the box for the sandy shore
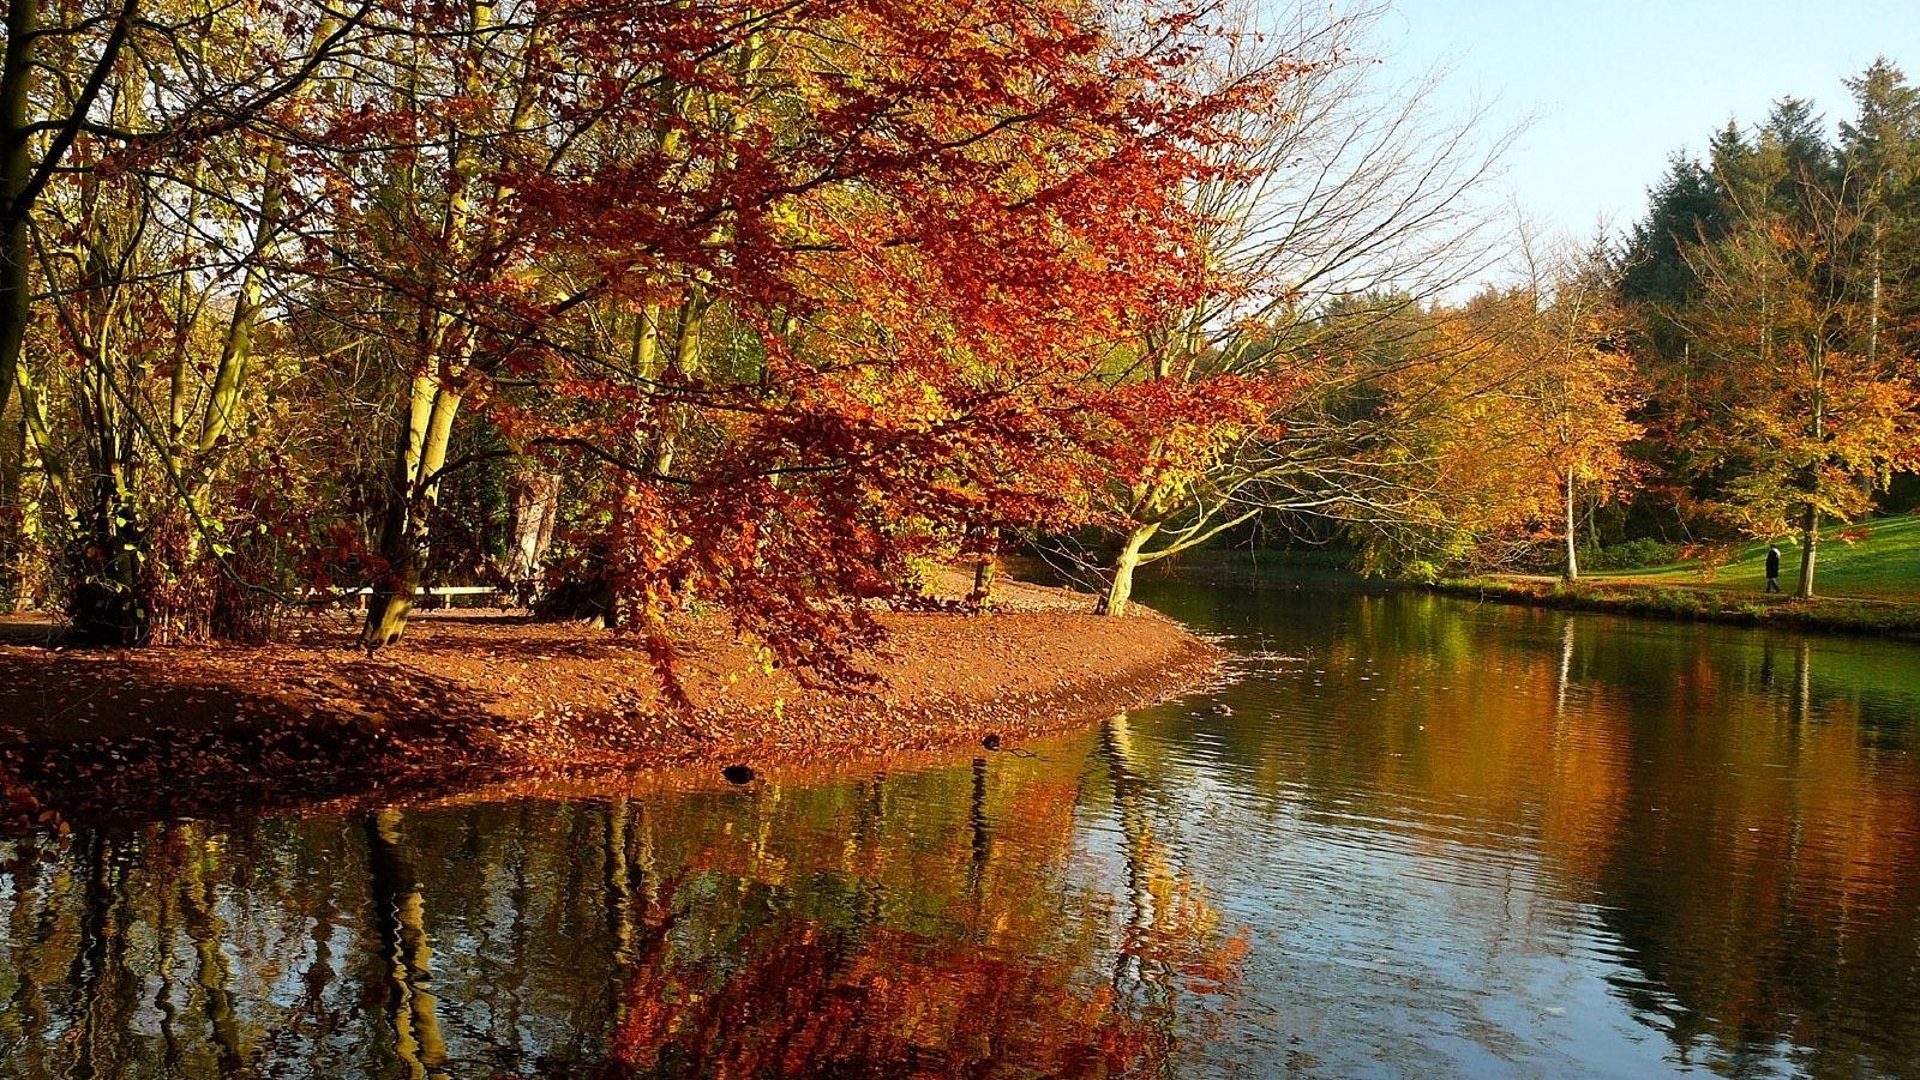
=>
[0,577,1223,831]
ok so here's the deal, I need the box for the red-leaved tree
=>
[291,0,1295,689]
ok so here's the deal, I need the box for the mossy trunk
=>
[0,0,41,428]
[70,472,149,645]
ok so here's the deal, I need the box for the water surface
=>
[4,586,1920,1078]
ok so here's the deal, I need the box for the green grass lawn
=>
[1597,513,1920,602]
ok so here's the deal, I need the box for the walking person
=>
[1764,543,1782,593]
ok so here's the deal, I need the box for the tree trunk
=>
[645,289,708,479]
[1795,504,1818,600]
[362,0,494,649]
[0,0,133,429]
[1562,466,1579,582]
[1869,216,1883,366]
[363,381,460,648]
[364,381,435,647]
[967,555,997,612]
[15,362,66,518]
[71,470,149,645]
[1099,521,1160,617]
[0,0,42,428]
[194,146,286,456]
[0,400,23,607]
[502,469,559,603]
[189,14,337,455]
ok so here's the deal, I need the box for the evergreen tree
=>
[1839,60,1920,366]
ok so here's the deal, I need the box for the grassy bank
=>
[1594,513,1920,602]
[1419,512,1920,636]
[1433,575,1920,639]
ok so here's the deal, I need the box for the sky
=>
[1381,0,1920,247]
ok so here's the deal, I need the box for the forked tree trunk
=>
[362,0,495,649]
[1100,522,1160,617]
[363,379,460,647]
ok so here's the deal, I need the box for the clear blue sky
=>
[1383,0,1920,246]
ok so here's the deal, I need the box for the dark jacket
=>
[1766,548,1781,577]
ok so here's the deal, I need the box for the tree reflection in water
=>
[0,740,1241,1079]
[1133,582,1920,1076]
[7,587,1920,1077]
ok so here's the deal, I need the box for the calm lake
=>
[5,585,1920,1078]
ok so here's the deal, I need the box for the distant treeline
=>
[1233,60,1920,599]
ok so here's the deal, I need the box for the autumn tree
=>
[2,3,369,641]
[314,0,1283,682]
[1081,2,1507,615]
[1619,69,1920,596]
[1679,191,1920,597]
[1623,89,1920,598]
[1362,267,1635,581]
[1512,242,1643,581]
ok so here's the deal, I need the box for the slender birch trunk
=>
[1868,214,1883,366]
[1563,466,1579,582]
[1797,349,1825,601]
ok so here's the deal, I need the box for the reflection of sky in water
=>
[1120,583,1920,1078]
[3,585,1919,1078]
[1091,721,1691,1078]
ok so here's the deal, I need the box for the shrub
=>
[1581,538,1686,572]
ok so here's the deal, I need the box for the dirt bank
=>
[0,577,1223,831]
